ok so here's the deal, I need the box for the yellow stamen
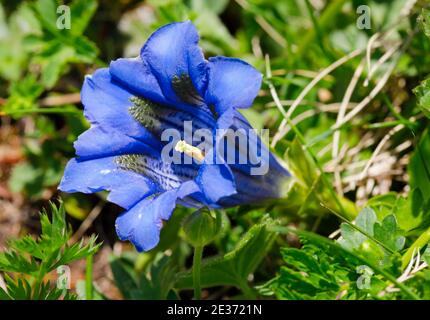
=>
[175,140,205,162]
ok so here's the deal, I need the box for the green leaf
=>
[40,45,75,88]
[392,189,430,233]
[338,207,376,251]
[191,0,229,14]
[176,216,278,289]
[0,3,40,81]
[423,247,430,266]
[339,207,405,252]
[133,254,178,300]
[111,252,178,300]
[69,0,98,36]
[367,190,430,233]
[8,201,97,265]
[329,24,368,52]
[8,162,43,195]
[33,0,60,36]
[0,251,39,275]
[401,226,430,269]
[0,275,77,300]
[73,35,99,62]
[56,236,100,268]
[420,9,430,39]
[409,130,430,203]
[259,241,355,300]
[27,0,99,88]
[271,226,420,300]
[109,255,139,300]
[373,215,405,252]
[0,201,100,299]
[337,207,405,266]
[413,78,430,119]
[3,75,44,116]
[356,207,377,236]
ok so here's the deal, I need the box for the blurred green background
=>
[1,0,430,300]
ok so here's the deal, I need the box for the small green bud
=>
[183,208,219,247]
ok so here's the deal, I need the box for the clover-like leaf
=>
[373,215,405,252]
[338,207,377,251]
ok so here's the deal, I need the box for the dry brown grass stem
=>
[235,0,287,48]
[271,48,365,148]
[332,59,366,194]
[359,124,404,181]
[69,202,104,245]
[265,100,358,112]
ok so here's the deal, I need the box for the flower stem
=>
[239,280,257,300]
[193,245,203,300]
[85,255,93,300]
[215,210,223,234]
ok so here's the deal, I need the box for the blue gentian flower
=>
[59,21,290,252]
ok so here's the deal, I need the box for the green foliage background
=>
[1,0,430,300]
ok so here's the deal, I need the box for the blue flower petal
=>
[196,161,237,204]
[216,107,236,130]
[209,109,291,206]
[59,157,157,209]
[81,68,160,148]
[110,57,216,133]
[232,112,290,178]
[205,56,262,115]
[140,21,208,103]
[109,57,169,106]
[74,125,161,161]
[115,181,200,251]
